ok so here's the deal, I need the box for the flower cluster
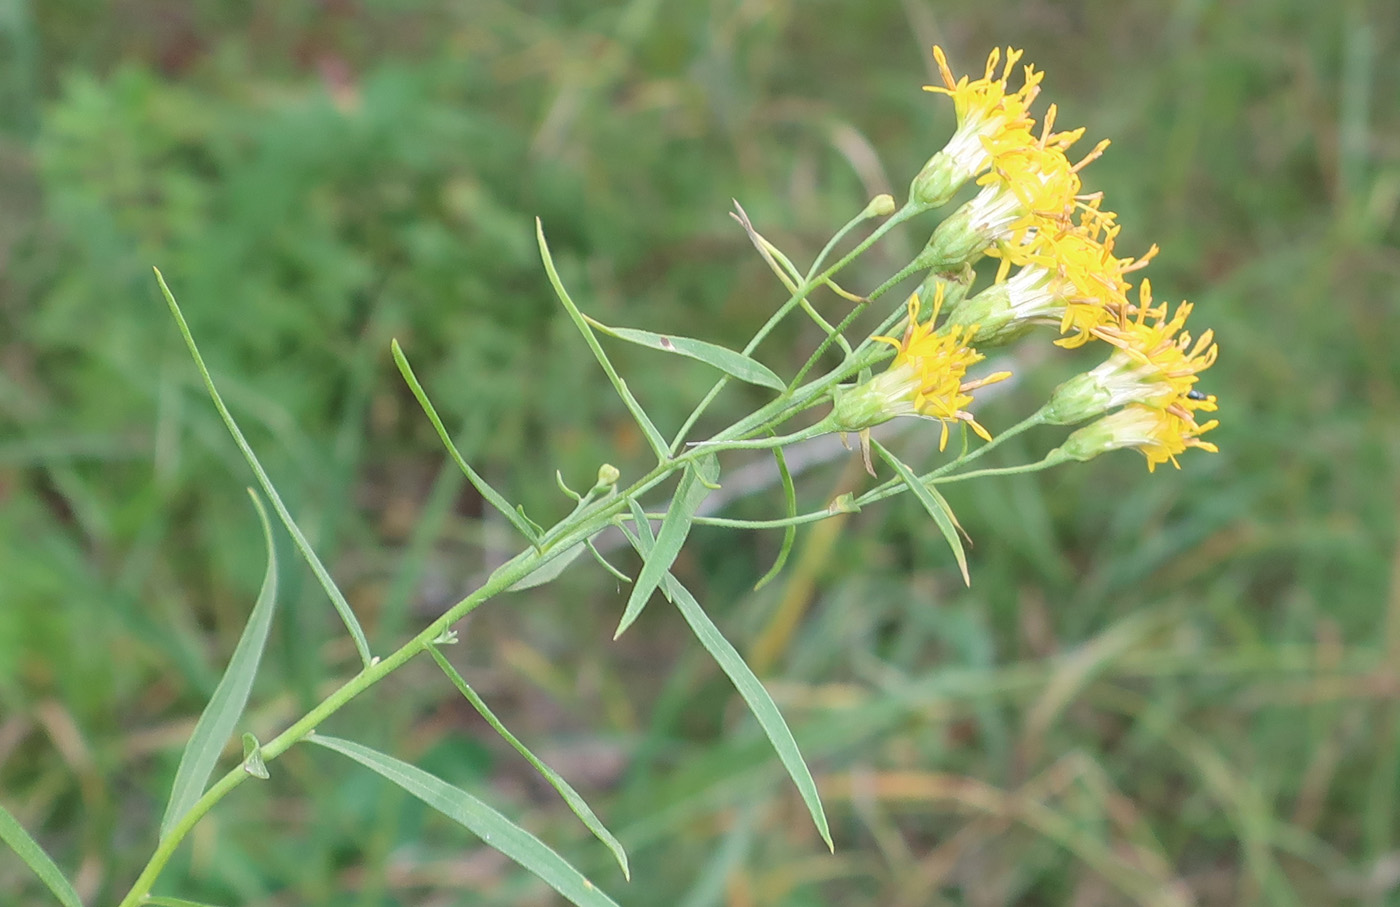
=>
[838,46,1218,471]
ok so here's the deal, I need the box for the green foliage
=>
[2,1,1398,905]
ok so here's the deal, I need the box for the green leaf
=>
[536,220,670,461]
[308,735,620,907]
[506,540,587,592]
[873,440,970,585]
[159,489,279,839]
[427,646,630,880]
[614,454,718,638]
[391,339,541,546]
[619,527,832,851]
[144,897,228,907]
[753,445,797,591]
[0,802,83,907]
[626,497,672,603]
[241,733,270,780]
[586,538,633,584]
[581,317,785,391]
[155,268,373,668]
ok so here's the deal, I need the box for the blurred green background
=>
[2,1,1398,904]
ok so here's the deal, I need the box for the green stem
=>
[668,202,921,454]
[852,410,1049,508]
[114,437,722,906]
[926,448,1071,484]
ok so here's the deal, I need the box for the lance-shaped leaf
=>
[427,645,629,879]
[0,803,83,907]
[873,439,970,585]
[507,540,587,592]
[619,525,832,850]
[536,220,669,461]
[155,268,373,667]
[392,339,541,546]
[308,735,620,907]
[581,317,785,391]
[160,489,279,839]
[614,454,718,638]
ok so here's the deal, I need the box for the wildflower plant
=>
[5,46,1219,907]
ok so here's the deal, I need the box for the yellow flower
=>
[909,46,1042,208]
[1004,211,1158,345]
[832,289,1011,450]
[1045,284,1218,426]
[1059,403,1219,472]
[945,216,1158,348]
[922,104,1111,271]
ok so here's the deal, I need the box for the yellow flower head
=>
[949,213,1158,349]
[832,289,1011,450]
[928,47,1043,173]
[1061,403,1220,472]
[922,104,1111,271]
[980,212,1160,347]
[1045,282,1220,457]
[982,104,1110,240]
[1091,283,1218,407]
[910,47,1042,207]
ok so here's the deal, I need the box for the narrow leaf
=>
[873,440,970,585]
[620,527,832,850]
[391,340,540,545]
[0,802,83,907]
[626,497,672,603]
[144,897,229,907]
[582,317,785,391]
[155,268,373,667]
[308,734,620,907]
[586,539,632,584]
[753,446,797,591]
[536,220,669,460]
[427,646,630,879]
[614,454,718,638]
[507,541,587,592]
[160,488,279,839]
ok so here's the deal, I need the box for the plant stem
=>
[668,202,921,453]
[115,440,714,905]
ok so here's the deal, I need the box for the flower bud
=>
[594,463,620,490]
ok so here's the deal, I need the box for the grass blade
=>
[873,439,970,585]
[536,219,669,461]
[391,340,540,546]
[160,488,280,838]
[426,645,630,880]
[614,454,718,638]
[154,268,373,667]
[308,734,621,907]
[619,525,832,850]
[581,317,785,390]
[0,802,83,907]
[144,898,229,907]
